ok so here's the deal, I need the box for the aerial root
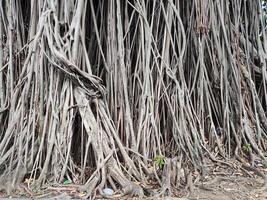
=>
[156,158,185,197]
[79,158,144,198]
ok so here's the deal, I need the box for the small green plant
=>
[243,143,252,152]
[154,155,165,170]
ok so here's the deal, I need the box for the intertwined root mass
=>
[0,0,266,198]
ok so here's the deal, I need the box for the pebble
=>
[103,187,114,196]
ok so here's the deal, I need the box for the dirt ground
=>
[0,176,266,200]
[127,176,267,200]
[187,176,266,200]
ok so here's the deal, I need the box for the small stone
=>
[103,187,114,196]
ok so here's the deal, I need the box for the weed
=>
[154,155,165,170]
[243,143,251,152]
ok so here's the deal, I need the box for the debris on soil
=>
[0,176,266,199]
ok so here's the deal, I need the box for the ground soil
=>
[187,176,266,200]
[0,176,266,200]
[1,159,267,200]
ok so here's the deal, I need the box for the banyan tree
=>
[0,0,266,198]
